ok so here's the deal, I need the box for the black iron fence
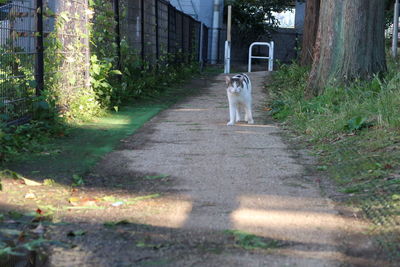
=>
[0,1,37,125]
[0,0,209,126]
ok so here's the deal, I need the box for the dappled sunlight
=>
[230,195,364,245]
[60,196,194,229]
[276,248,389,267]
[132,199,193,229]
[0,175,194,229]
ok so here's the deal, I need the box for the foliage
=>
[267,57,400,261]
[226,0,294,41]
[0,0,200,163]
[0,210,66,264]
[89,2,200,110]
[0,119,65,162]
[224,230,280,250]
[268,59,400,137]
[385,0,396,29]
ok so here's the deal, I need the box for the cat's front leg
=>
[245,104,254,124]
[235,108,241,122]
[227,103,236,126]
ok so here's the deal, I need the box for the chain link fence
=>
[0,0,208,125]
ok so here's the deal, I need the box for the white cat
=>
[225,73,254,126]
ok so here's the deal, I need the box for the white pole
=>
[269,41,274,71]
[224,5,232,74]
[393,0,399,58]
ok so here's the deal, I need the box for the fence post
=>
[84,0,90,87]
[141,0,145,61]
[181,14,184,62]
[155,0,159,60]
[167,4,170,54]
[113,0,121,70]
[35,0,44,96]
[199,23,203,65]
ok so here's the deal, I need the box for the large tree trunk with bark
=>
[307,0,387,96]
[300,0,320,66]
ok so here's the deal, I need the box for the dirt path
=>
[43,72,378,266]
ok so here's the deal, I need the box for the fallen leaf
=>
[22,178,42,186]
[68,197,99,206]
[25,193,36,199]
[111,201,124,207]
[102,196,117,202]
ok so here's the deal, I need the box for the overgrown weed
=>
[267,59,400,261]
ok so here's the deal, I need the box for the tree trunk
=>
[300,0,320,66]
[307,0,387,96]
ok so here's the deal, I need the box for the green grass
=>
[267,58,400,261]
[224,230,281,250]
[3,78,203,186]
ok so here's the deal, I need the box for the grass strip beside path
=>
[266,62,400,262]
[5,79,205,186]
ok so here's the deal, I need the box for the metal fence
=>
[0,1,37,125]
[0,0,208,125]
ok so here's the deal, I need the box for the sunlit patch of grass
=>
[267,59,400,261]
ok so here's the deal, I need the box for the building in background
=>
[169,0,225,64]
[169,0,305,66]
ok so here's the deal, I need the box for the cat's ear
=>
[225,76,231,85]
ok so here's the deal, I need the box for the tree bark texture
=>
[300,0,320,66]
[308,0,387,96]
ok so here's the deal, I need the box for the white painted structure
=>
[248,42,274,72]
[224,40,230,73]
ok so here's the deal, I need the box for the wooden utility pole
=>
[227,5,232,42]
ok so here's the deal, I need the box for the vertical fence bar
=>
[113,0,121,69]
[167,4,170,54]
[35,0,44,96]
[199,22,203,65]
[141,0,145,61]
[181,13,184,62]
[155,0,159,60]
[84,0,90,87]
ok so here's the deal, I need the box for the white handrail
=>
[248,41,274,72]
[224,40,231,74]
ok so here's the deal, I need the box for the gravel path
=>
[46,72,378,266]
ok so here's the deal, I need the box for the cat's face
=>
[225,76,243,94]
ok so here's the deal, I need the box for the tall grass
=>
[268,59,400,141]
[267,58,400,261]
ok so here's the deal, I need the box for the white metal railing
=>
[248,41,274,72]
[224,40,231,74]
